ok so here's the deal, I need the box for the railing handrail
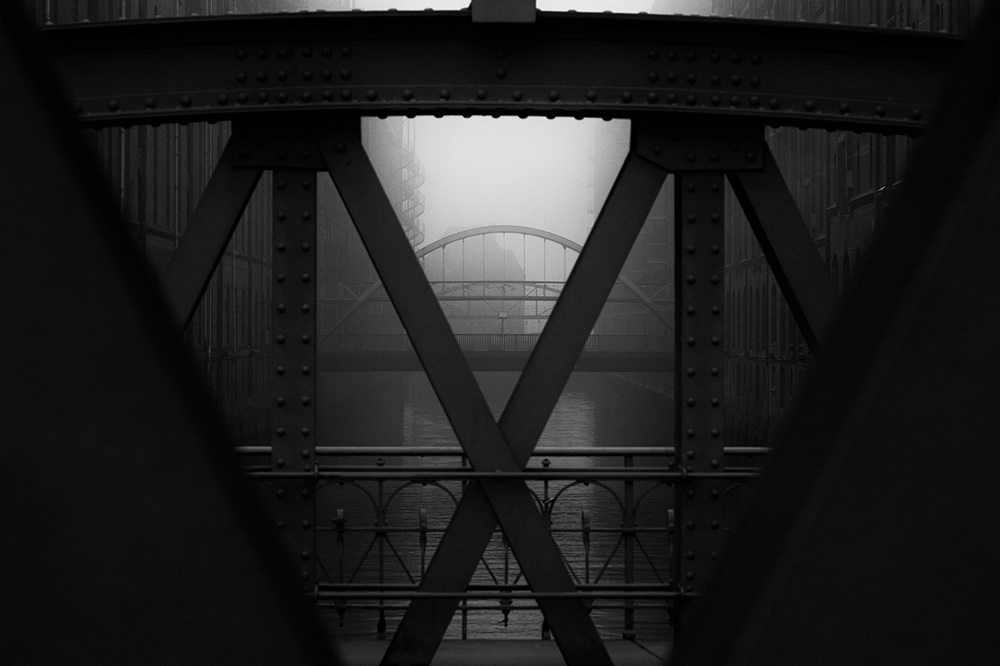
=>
[319,332,672,353]
[236,445,772,456]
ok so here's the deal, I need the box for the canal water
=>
[316,371,675,642]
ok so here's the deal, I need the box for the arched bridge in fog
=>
[320,225,673,371]
[7,1,1000,665]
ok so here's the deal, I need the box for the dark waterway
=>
[316,371,675,641]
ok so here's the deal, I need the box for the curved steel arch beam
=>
[323,225,672,335]
[417,224,584,256]
[40,12,962,132]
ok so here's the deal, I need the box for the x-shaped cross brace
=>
[317,119,667,665]
[151,111,837,661]
[153,114,837,660]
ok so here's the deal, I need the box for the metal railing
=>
[240,446,767,639]
[318,333,672,354]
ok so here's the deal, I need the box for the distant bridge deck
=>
[319,333,673,372]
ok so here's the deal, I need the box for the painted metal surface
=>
[318,121,614,666]
[672,172,728,629]
[0,3,335,663]
[675,3,1000,664]
[162,137,262,329]
[269,166,319,590]
[39,12,961,133]
[728,143,838,351]
[635,118,762,172]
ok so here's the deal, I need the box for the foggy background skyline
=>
[308,0,710,247]
[412,118,622,246]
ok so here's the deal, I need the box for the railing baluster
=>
[461,453,469,640]
[376,459,386,640]
[418,508,428,578]
[624,454,635,640]
[307,448,751,639]
[335,508,346,627]
[582,510,593,616]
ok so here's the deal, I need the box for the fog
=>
[415,117,610,245]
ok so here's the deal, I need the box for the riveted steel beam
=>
[635,119,763,171]
[162,137,262,330]
[317,121,613,666]
[676,3,1000,663]
[672,172,728,631]
[0,3,333,662]
[232,120,330,170]
[269,166,319,590]
[728,142,838,351]
[40,13,961,132]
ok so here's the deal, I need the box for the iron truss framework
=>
[41,11,961,133]
[4,1,1000,665]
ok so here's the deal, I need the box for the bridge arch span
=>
[327,225,671,334]
[416,225,586,259]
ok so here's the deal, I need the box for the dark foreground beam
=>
[0,5,336,664]
[676,4,1000,664]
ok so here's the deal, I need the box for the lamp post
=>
[498,311,508,350]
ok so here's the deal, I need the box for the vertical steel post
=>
[269,168,318,592]
[634,119,762,634]
[623,454,635,639]
[673,172,727,631]
[377,467,386,639]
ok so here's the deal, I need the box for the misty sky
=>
[412,118,613,246]
[320,0,712,246]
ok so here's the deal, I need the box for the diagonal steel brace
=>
[317,119,667,665]
[318,120,665,665]
[727,143,838,351]
[162,136,262,330]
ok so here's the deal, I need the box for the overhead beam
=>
[161,137,262,330]
[0,3,335,663]
[676,3,1000,663]
[727,143,838,351]
[41,13,961,133]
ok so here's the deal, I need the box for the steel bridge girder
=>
[40,12,962,132]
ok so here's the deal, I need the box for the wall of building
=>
[24,0,423,446]
[721,0,980,447]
